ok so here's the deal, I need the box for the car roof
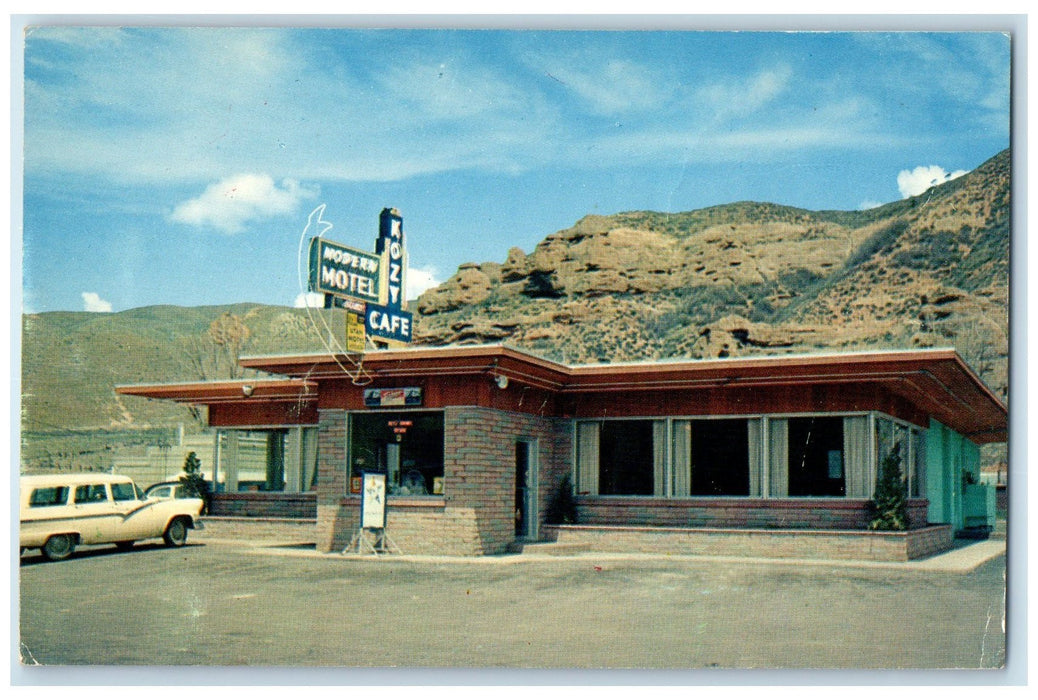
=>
[20,473,134,486]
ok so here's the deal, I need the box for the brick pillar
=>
[315,408,354,551]
[444,406,570,554]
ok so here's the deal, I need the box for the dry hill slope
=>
[413,148,1009,401]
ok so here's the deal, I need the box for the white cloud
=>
[24,28,548,185]
[697,65,793,121]
[82,292,113,312]
[858,200,885,211]
[897,165,969,198]
[407,266,442,300]
[543,58,668,115]
[293,292,326,309]
[170,174,318,234]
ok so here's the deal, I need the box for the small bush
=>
[867,443,908,531]
[545,474,578,525]
[180,451,211,514]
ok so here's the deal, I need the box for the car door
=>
[72,483,120,544]
[110,480,156,540]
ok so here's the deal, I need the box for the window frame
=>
[573,411,926,501]
[213,424,320,493]
[346,408,446,499]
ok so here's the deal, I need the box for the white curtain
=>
[672,420,691,497]
[302,427,319,491]
[747,419,762,496]
[653,421,668,496]
[284,428,301,492]
[576,422,600,496]
[768,419,788,497]
[843,416,870,498]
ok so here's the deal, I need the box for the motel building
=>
[117,343,1007,561]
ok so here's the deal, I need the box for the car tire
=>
[163,518,188,547]
[115,541,135,552]
[42,534,76,561]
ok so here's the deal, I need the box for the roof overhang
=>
[116,378,317,405]
[238,344,572,392]
[125,345,1007,444]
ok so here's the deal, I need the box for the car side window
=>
[111,482,137,502]
[74,484,109,503]
[29,486,69,507]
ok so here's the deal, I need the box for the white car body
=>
[20,473,204,560]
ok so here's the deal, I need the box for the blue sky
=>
[19,27,1010,313]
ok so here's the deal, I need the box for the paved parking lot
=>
[18,539,1006,673]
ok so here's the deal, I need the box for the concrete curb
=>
[198,536,1005,573]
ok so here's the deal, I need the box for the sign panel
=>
[376,208,407,310]
[363,387,423,408]
[365,304,413,344]
[308,237,381,303]
[360,472,386,529]
[346,309,366,353]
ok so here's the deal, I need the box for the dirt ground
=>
[17,539,1007,676]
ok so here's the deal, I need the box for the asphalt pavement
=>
[17,536,1007,674]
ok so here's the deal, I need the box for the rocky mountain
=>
[413,149,1009,403]
[20,149,1009,469]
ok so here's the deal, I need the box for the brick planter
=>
[576,496,931,530]
[209,491,317,519]
[546,523,953,561]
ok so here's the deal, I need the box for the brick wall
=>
[316,409,348,508]
[209,492,316,519]
[315,409,350,551]
[576,497,932,530]
[314,406,571,554]
[548,523,954,561]
[443,406,570,554]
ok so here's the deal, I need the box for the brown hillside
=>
[413,149,1010,402]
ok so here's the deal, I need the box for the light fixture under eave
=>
[242,385,254,397]
[494,375,509,390]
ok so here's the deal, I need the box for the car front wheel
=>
[43,534,76,561]
[163,518,188,547]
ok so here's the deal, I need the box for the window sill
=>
[341,495,446,508]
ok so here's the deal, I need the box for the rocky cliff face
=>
[414,149,1009,402]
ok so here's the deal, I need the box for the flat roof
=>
[116,377,317,404]
[123,344,1007,443]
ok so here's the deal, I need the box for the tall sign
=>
[306,207,415,349]
[366,208,413,345]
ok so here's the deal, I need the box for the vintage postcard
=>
[15,18,1014,681]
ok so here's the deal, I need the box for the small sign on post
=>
[360,472,386,530]
[344,472,400,556]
